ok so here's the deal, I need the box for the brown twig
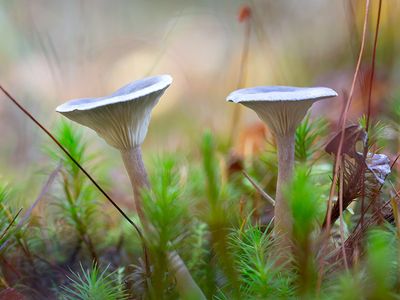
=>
[242,170,275,206]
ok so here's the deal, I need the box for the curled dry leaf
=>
[325,125,367,159]
[323,125,391,228]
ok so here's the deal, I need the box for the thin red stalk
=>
[324,0,371,236]
[228,9,252,145]
[318,0,371,292]
[0,208,22,241]
[365,0,382,133]
[359,0,382,230]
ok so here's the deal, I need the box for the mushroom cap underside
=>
[226,86,337,103]
[56,74,172,112]
[55,74,172,149]
[226,86,338,135]
[246,100,316,135]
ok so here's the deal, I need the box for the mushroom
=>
[56,74,172,222]
[56,74,206,299]
[227,86,337,247]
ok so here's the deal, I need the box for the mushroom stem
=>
[274,133,295,249]
[120,148,206,299]
[168,251,207,300]
[120,146,149,224]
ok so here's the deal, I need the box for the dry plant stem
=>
[274,133,295,251]
[360,0,382,229]
[360,0,382,230]
[242,171,275,206]
[121,147,149,226]
[324,0,371,235]
[318,0,371,293]
[228,18,251,145]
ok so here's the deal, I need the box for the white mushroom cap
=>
[56,74,172,150]
[227,86,337,136]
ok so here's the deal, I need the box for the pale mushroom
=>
[57,74,205,299]
[227,86,337,248]
[56,74,172,222]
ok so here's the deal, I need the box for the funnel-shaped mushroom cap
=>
[56,75,172,150]
[227,86,337,136]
